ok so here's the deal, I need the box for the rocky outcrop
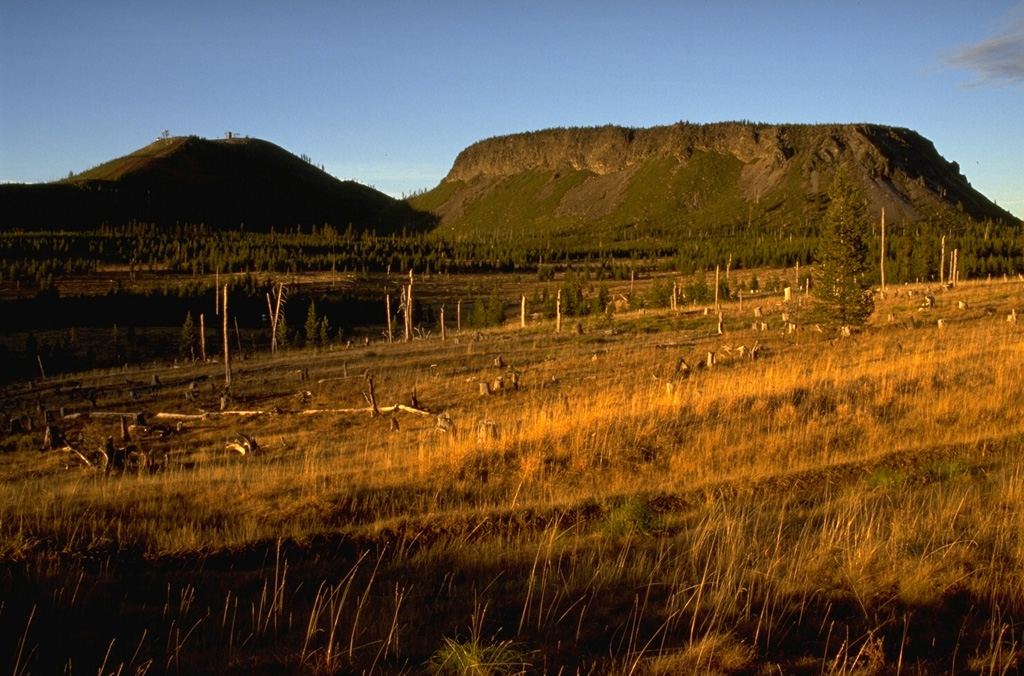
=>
[428,122,1015,230]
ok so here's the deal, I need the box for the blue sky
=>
[2,1,1022,216]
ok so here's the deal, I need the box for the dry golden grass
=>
[3,277,1024,674]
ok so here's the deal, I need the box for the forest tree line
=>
[1,207,1019,290]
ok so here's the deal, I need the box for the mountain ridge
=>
[1,135,434,234]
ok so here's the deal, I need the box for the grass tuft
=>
[428,636,529,676]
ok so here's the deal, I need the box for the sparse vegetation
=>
[3,273,1024,675]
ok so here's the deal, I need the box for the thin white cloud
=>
[946,13,1024,87]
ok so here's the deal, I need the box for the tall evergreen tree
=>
[305,301,320,346]
[179,311,196,361]
[275,311,290,349]
[813,174,874,326]
[318,316,331,346]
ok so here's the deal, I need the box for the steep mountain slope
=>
[1,136,433,233]
[411,122,1017,241]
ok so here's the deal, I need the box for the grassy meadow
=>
[3,273,1024,675]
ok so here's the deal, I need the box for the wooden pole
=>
[222,284,231,388]
[521,295,526,328]
[440,305,446,341]
[556,290,566,332]
[386,292,393,343]
[940,235,946,285]
[403,285,411,342]
[457,299,462,333]
[407,271,414,340]
[880,207,887,294]
[199,313,206,361]
[714,265,720,312]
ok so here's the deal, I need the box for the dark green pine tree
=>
[813,174,874,326]
[304,301,320,347]
[179,311,196,361]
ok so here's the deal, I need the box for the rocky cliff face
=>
[424,122,1014,234]
[445,123,793,180]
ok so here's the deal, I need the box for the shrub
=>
[865,467,905,490]
[603,497,660,537]
[926,458,972,482]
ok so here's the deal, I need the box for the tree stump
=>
[226,433,261,456]
[477,420,500,443]
[43,425,65,451]
[435,413,456,435]
[479,382,491,397]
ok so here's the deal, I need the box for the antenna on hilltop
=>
[161,129,170,140]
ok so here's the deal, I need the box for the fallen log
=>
[297,404,432,416]
[150,403,435,420]
[62,411,145,421]
[153,412,209,421]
